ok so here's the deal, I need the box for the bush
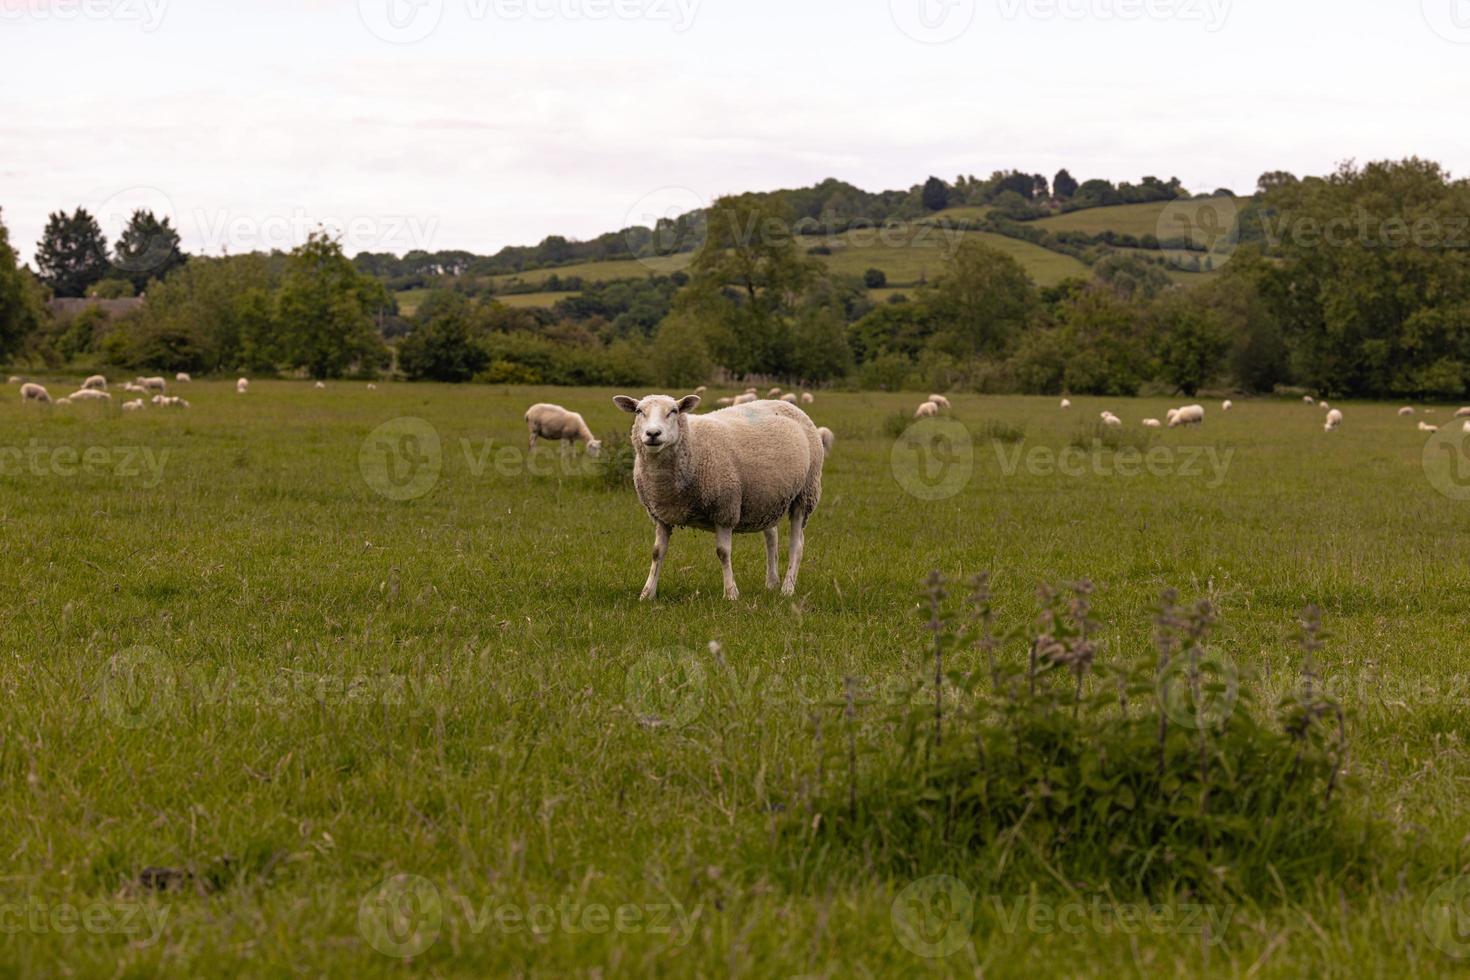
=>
[593,430,636,492]
[863,268,887,289]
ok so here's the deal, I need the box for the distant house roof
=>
[48,297,144,319]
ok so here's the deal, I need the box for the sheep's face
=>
[614,394,701,455]
[586,439,603,458]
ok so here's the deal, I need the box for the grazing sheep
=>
[1101,413,1123,428]
[1142,418,1162,428]
[767,387,782,398]
[237,378,250,394]
[1169,405,1205,428]
[612,393,822,600]
[1419,421,1439,432]
[525,403,602,457]
[82,375,107,391]
[158,396,189,408]
[314,381,326,389]
[1399,407,1415,416]
[817,426,834,455]
[20,383,51,403]
[1222,400,1233,411]
[120,382,146,393]
[175,372,191,383]
[780,393,798,404]
[151,394,167,405]
[1303,395,1315,405]
[928,394,951,410]
[55,397,72,405]
[915,401,939,419]
[69,389,111,402]
[715,397,733,407]
[138,376,167,393]
[1455,407,1470,418]
[6,376,22,384]
[694,386,708,396]
[1463,420,1470,434]
[122,399,145,411]
[1324,409,1343,432]
[732,393,759,406]
[801,392,814,405]
[1320,402,1330,411]
[367,383,377,390]
[1060,398,1072,409]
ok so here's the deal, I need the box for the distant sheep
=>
[1324,409,1343,432]
[70,389,111,402]
[367,383,377,390]
[1455,407,1470,419]
[613,393,822,600]
[915,401,939,419]
[928,394,951,410]
[1419,421,1439,432]
[1169,405,1205,428]
[1222,400,1233,411]
[801,392,814,405]
[732,393,759,406]
[237,378,250,394]
[780,393,798,404]
[715,397,734,407]
[1142,418,1162,428]
[314,381,326,389]
[1101,413,1122,428]
[767,387,782,398]
[122,399,145,411]
[1399,407,1415,416]
[1463,420,1470,434]
[1320,402,1330,411]
[1060,398,1072,409]
[20,383,50,403]
[817,426,834,455]
[120,382,146,393]
[525,403,602,457]
[138,376,166,393]
[6,376,22,384]
[1303,396,1315,405]
[158,396,189,408]
[176,372,191,383]
[82,375,107,391]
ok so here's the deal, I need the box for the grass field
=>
[1034,197,1255,241]
[5,380,1470,976]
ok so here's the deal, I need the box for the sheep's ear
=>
[613,396,639,414]
[677,394,701,414]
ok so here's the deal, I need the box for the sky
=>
[3,0,1469,264]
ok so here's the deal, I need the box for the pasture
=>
[2,381,1468,976]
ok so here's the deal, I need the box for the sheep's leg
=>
[641,520,671,601]
[527,426,537,451]
[781,512,807,596]
[716,527,739,600]
[763,526,780,590]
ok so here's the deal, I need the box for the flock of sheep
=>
[14,373,193,410]
[1051,394,1470,436]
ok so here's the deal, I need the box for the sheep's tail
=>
[819,428,834,455]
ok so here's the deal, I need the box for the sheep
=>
[1324,409,1343,432]
[780,393,798,404]
[1142,418,1162,428]
[237,378,250,394]
[175,372,191,383]
[1169,405,1205,428]
[1060,398,1072,409]
[1101,412,1123,428]
[1455,407,1470,419]
[767,387,782,398]
[732,393,759,406]
[801,392,814,405]
[1399,407,1415,416]
[82,375,107,391]
[915,401,939,419]
[158,396,189,408]
[817,426,834,455]
[1463,420,1470,434]
[138,376,166,393]
[1303,395,1315,405]
[6,376,22,384]
[1320,402,1330,411]
[69,389,111,402]
[613,393,822,600]
[1419,421,1439,432]
[1222,400,1233,411]
[120,382,146,394]
[151,394,167,405]
[20,383,50,403]
[367,383,378,390]
[314,381,326,389]
[55,397,72,405]
[928,394,951,411]
[694,386,708,396]
[715,397,733,407]
[122,399,145,411]
[525,403,602,457]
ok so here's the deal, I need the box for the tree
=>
[87,278,136,298]
[0,211,46,360]
[923,240,1036,358]
[113,209,186,293]
[397,308,488,382]
[1152,292,1231,396]
[921,176,949,212]
[133,253,280,372]
[648,312,713,388]
[863,267,887,289]
[1053,168,1079,199]
[275,233,390,378]
[35,208,110,298]
[1092,253,1174,302]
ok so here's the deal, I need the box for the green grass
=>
[813,227,1089,286]
[493,291,572,309]
[1035,197,1255,240]
[3,382,1469,975]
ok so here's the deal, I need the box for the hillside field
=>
[3,381,1468,975]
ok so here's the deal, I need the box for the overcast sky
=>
[4,0,1468,264]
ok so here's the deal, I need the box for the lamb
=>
[1142,418,1162,428]
[1324,409,1343,432]
[525,403,602,457]
[1399,407,1415,416]
[1463,420,1470,434]
[237,378,250,394]
[1060,398,1072,409]
[20,383,50,403]
[122,399,145,411]
[1169,405,1205,428]
[1320,401,1330,411]
[915,401,939,419]
[175,372,191,383]
[817,426,834,455]
[1222,400,1233,411]
[779,393,798,404]
[732,393,759,406]
[139,376,167,393]
[82,375,107,391]
[928,394,951,410]
[801,392,814,405]
[612,393,822,600]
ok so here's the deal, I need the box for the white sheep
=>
[1455,407,1470,419]
[367,383,378,390]
[715,397,734,407]
[817,426,834,455]
[69,389,111,402]
[314,381,326,389]
[122,399,145,411]
[767,387,782,398]
[237,378,250,394]
[1060,398,1072,409]
[613,393,822,600]
[1324,409,1343,432]
[1169,405,1205,428]
[176,372,191,383]
[120,382,146,393]
[6,376,22,384]
[928,394,951,411]
[1222,400,1233,411]
[1320,401,1330,411]
[694,386,708,396]
[158,396,189,408]
[780,393,798,404]
[1463,420,1470,434]
[800,392,814,405]
[82,375,107,391]
[1419,421,1439,432]
[1101,413,1122,428]
[20,383,50,403]
[732,393,759,406]
[525,403,602,457]
[1399,407,1415,416]
[151,394,167,405]
[915,401,939,419]
[1303,395,1315,405]
[138,376,167,393]
[1142,418,1162,428]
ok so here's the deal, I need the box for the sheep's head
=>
[586,438,603,458]
[613,394,701,455]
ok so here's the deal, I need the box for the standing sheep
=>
[915,401,939,419]
[1399,407,1415,416]
[715,397,734,407]
[1222,400,1233,411]
[1142,418,1162,428]
[314,381,326,389]
[801,392,814,405]
[138,376,167,393]
[1101,412,1122,428]
[82,375,107,391]
[525,403,602,457]
[1455,407,1470,419]
[176,372,191,383]
[1060,398,1072,409]
[928,394,951,411]
[1303,396,1315,405]
[122,399,145,411]
[779,393,798,404]
[1169,405,1205,428]
[1324,409,1343,432]
[6,376,22,384]
[613,394,822,600]
[237,378,250,394]
[20,383,50,403]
